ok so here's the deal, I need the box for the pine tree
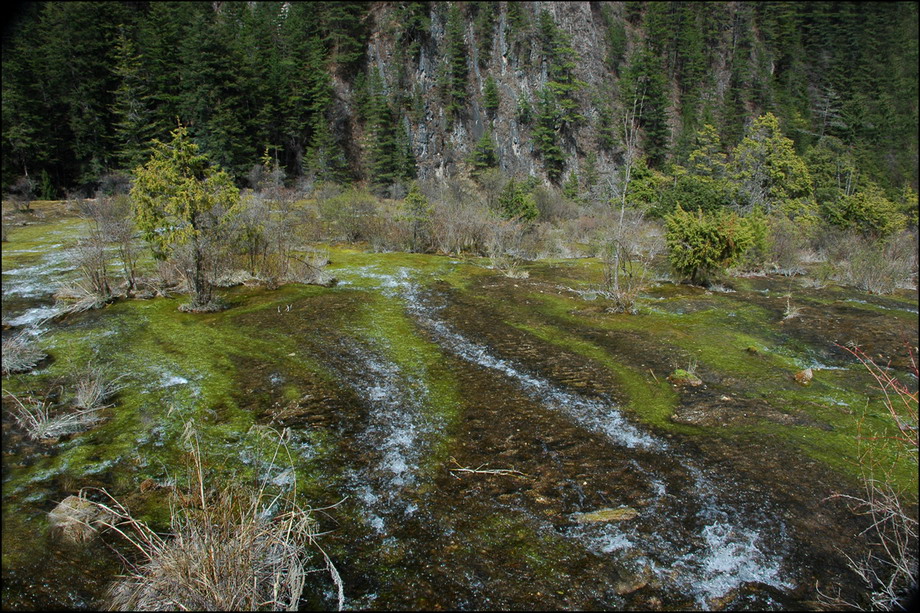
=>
[732,113,813,214]
[532,87,566,184]
[468,129,498,174]
[443,3,468,121]
[474,2,497,67]
[624,47,670,168]
[401,180,432,252]
[498,177,538,221]
[110,29,157,172]
[483,75,500,116]
[131,124,240,309]
[321,2,368,77]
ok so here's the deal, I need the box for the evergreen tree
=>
[498,177,538,221]
[110,28,157,172]
[131,124,240,309]
[624,46,670,168]
[731,113,813,214]
[321,2,369,77]
[532,87,566,184]
[474,1,497,67]
[401,180,432,252]
[483,75,500,116]
[442,3,468,122]
[687,124,728,180]
[468,129,498,174]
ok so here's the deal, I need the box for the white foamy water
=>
[4,305,62,327]
[334,337,442,532]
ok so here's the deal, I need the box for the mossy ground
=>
[2,216,917,609]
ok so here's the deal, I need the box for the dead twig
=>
[447,457,529,479]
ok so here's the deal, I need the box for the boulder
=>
[48,495,109,544]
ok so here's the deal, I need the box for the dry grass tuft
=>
[2,331,47,375]
[4,389,102,440]
[86,424,344,611]
[73,367,126,410]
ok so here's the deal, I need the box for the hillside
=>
[2,1,918,197]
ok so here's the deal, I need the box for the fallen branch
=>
[448,457,529,479]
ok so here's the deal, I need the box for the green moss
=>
[507,320,683,433]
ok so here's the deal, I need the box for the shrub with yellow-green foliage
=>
[822,183,907,237]
[665,206,757,284]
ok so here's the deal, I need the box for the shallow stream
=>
[2,214,917,610]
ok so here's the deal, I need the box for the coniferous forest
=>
[2,1,917,198]
[1,2,918,612]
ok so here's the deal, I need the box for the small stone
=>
[794,368,813,385]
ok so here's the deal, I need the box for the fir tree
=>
[443,4,468,122]
[483,75,500,117]
[468,129,498,174]
[110,28,157,172]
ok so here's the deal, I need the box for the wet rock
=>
[794,368,813,386]
[615,563,652,595]
[48,495,110,544]
[574,506,638,523]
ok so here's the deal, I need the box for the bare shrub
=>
[768,215,808,276]
[7,175,34,212]
[86,425,344,611]
[597,208,663,313]
[72,232,114,302]
[429,178,495,255]
[96,173,132,197]
[486,219,530,278]
[843,232,917,294]
[362,203,412,253]
[821,345,918,610]
[531,185,578,222]
[2,331,47,375]
[319,187,375,242]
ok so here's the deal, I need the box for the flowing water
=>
[341,267,793,609]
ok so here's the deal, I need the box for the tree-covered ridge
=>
[1,1,917,199]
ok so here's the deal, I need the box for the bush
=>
[822,184,907,238]
[652,174,734,218]
[766,214,809,276]
[318,187,377,242]
[843,232,918,294]
[665,206,756,284]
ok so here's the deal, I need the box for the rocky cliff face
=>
[333,1,727,186]
[334,2,621,185]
